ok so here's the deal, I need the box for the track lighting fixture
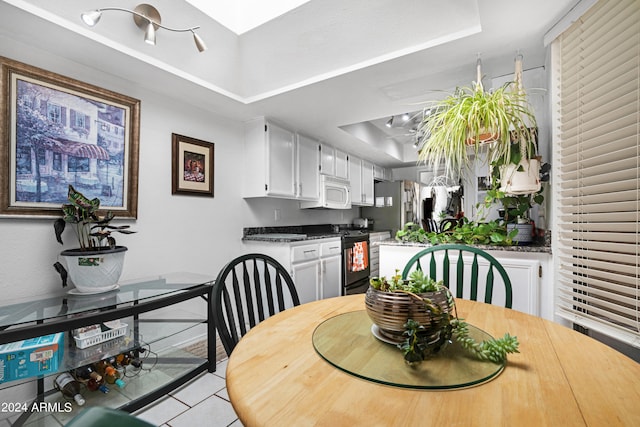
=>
[81,3,207,52]
[385,117,394,128]
[401,112,410,122]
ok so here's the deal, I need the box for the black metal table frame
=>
[0,281,215,425]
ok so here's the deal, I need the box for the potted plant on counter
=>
[54,185,136,293]
[395,220,517,246]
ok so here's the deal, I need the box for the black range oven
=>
[342,230,370,295]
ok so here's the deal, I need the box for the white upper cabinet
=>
[350,155,364,205]
[243,118,296,198]
[320,143,335,176]
[268,122,297,197]
[374,164,391,181]
[320,145,349,180]
[334,149,349,180]
[243,117,320,201]
[350,156,374,206]
[361,160,374,206]
[296,134,320,201]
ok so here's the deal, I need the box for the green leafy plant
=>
[395,218,516,246]
[370,275,520,366]
[370,269,441,293]
[431,217,516,245]
[54,185,135,250]
[480,149,545,224]
[395,222,428,243]
[417,80,536,181]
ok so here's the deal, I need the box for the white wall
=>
[0,35,365,301]
[243,198,360,228]
[0,37,248,300]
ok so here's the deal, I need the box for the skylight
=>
[185,0,311,34]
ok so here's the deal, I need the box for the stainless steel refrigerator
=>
[361,180,421,237]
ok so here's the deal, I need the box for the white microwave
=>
[300,175,351,209]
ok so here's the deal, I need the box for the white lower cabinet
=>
[369,231,391,278]
[243,237,342,304]
[291,258,321,304]
[378,244,551,319]
[319,240,342,299]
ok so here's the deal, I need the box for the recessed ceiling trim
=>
[5,0,245,103]
[243,25,482,104]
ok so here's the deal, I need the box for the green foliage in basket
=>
[369,269,442,293]
[370,274,520,366]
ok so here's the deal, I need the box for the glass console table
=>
[313,310,504,389]
[0,272,215,426]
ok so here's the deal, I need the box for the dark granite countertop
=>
[242,224,345,243]
[242,233,342,243]
[377,238,552,253]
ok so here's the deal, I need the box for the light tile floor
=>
[134,358,243,427]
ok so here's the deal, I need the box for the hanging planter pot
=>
[499,157,541,195]
[465,129,499,146]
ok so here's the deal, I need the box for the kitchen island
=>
[377,239,553,320]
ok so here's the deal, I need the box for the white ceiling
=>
[0,0,579,167]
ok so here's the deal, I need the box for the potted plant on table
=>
[53,185,136,293]
[366,270,519,366]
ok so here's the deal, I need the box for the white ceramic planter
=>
[60,246,127,293]
[499,158,541,195]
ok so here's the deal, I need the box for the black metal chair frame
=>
[401,244,513,308]
[212,253,301,356]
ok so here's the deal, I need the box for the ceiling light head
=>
[81,10,102,26]
[385,117,394,128]
[144,21,156,45]
[402,113,410,122]
[192,31,207,52]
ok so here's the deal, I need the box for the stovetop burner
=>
[341,229,369,238]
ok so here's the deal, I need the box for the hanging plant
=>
[416,56,537,182]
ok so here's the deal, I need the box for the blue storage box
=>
[0,333,64,383]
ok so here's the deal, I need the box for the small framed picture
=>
[171,133,214,197]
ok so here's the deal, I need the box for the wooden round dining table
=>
[225,294,640,426]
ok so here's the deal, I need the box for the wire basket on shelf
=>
[73,322,128,349]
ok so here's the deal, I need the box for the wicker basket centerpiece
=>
[365,270,454,349]
[365,270,520,367]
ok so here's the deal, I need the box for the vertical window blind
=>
[555,0,640,347]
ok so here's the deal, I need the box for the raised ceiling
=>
[0,0,578,167]
[184,0,312,35]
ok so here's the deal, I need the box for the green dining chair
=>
[66,407,156,427]
[401,244,513,308]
